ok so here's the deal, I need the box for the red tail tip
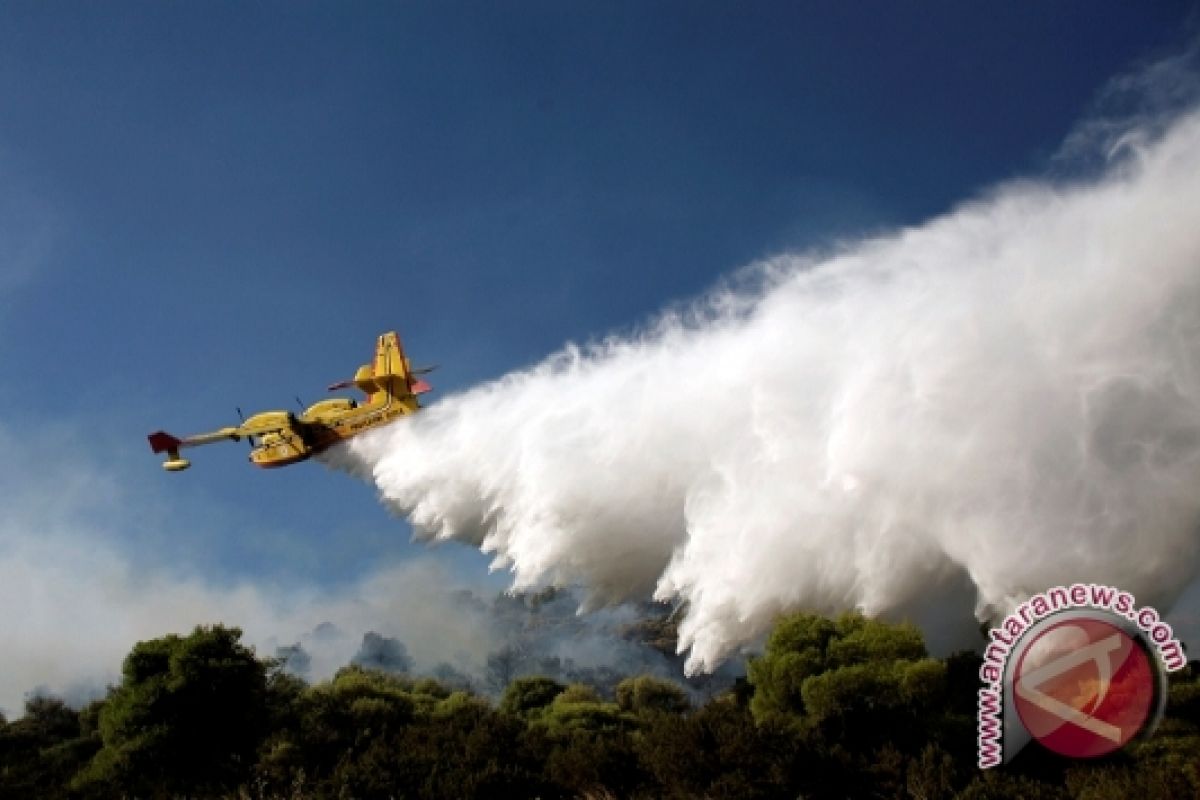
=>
[147,431,182,453]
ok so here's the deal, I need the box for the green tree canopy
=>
[499,676,565,716]
[615,675,690,715]
[748,611,931,721]
[74,624,269,798]
[0,697,97,800]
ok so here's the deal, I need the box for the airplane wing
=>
[148,427,242,451]
[147,415,294,471]
[147,427,243,471]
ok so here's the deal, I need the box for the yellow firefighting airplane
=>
[148,331,432,471]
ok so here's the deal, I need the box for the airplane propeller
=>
[236,407,254,449]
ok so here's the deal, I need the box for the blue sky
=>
[0,2,1197,679]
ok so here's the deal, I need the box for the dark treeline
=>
[271,587,739,702]
[1,612,1198,799]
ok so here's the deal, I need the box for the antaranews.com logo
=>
[977,583,1186,768]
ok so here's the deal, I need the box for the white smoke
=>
[0,424,500,716]
[0,538,498,717]
[331,100,1200,674]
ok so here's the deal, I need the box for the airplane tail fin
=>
[373,331,432,398]
[327,331,432,402]
[148,431,182,453]
[147,431,191,471]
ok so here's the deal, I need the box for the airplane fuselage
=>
[246,393,419,468]
[148,331,430,472]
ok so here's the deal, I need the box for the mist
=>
[0,537,498,716]
[330,103,1200,674]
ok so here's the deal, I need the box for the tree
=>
[499,676,565,716]
[0,696,98,800]
[615,675,690,715]
[352,632,413,674]
[746,610,952,775]
[73,625,269,798]
[956,771,1068,800]
[486,644,526,695]
[638,698,807,799]
[747,611,932,722]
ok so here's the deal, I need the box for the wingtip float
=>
[148,331,433,472]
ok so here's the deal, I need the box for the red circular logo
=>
[1013,617,1156,759]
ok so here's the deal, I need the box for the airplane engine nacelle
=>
[243,410,295,430]
[303,398,357,419]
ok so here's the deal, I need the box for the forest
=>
[1,609,1197,799]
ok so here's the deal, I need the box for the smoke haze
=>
[332,102,1200,674]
